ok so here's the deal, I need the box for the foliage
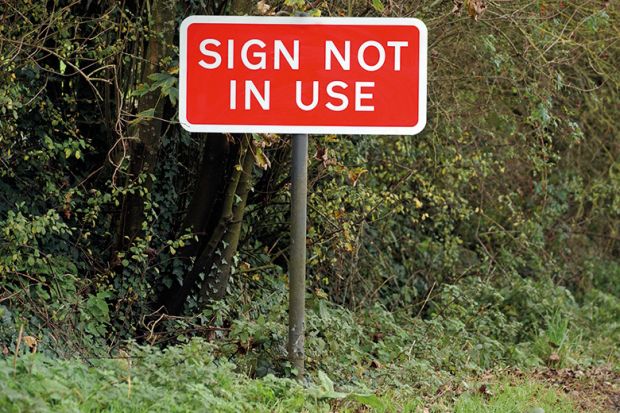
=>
[2,282,617,411]
[0,338,388,413]
[0,0,619,411]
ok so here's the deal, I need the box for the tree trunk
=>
[117,0,176,248]
[181,134,232,258]
[201,136,255,302]
[159,135,255,314]
[153,0,258,314]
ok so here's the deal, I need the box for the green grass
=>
[454,381,583,413]
[1,341,325,413]
[2,348,595,413]
[1,339,399,413]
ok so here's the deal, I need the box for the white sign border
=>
[179,16,427,136]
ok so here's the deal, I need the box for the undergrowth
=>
[2,275,618,412]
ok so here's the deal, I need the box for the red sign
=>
[179,16,427,135]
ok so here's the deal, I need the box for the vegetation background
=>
[0,0,618,411]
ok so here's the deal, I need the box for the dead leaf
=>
[452,0,463,14]
[347,168,367,187]
[549,352,561,363]
[118,349,131,362]
[22,336,38,353]
[466,0,486,20]
[257,0,271,15]
[2,344,9,356]
[370,359,382,369]
[314,288,328,299]
[254,147,271,170]
[454,0,486,20]
[314,146,329,166]
[539,2,546,15]
[260,133,280,147]
[63,192,72,219]
[478,383,493,399]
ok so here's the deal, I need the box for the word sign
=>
[179,16,427,135]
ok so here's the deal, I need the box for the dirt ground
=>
[526,366,620,413]
[439,365,620,412]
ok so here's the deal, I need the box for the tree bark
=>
[181,134,232,257]
[117,0,176,248]
[201,136,255,302]
[159,135,255,314]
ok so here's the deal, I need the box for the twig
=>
[13,324,24,375]
[415,281,436,319]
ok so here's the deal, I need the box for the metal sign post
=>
[178,15,427,383]
[288,133,308,379]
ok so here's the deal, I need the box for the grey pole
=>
[288,133,308,379]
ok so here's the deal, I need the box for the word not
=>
[198,39,409,73]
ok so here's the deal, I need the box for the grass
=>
[454,381,583,413]
[2,342,613,413]
[1,341,327,413]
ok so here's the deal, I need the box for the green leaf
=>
[350,393,386,410]
[318,370,333,391]
[284,0,306,9]
[372,0,385,12]
[168,87,178,106]
[129,108,156,125]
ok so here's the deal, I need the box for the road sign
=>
[179,16,427,135]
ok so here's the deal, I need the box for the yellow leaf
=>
[257,0,271,15]
[254,147,271,170]
[315,288,328,299]
[23,336,37,348]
